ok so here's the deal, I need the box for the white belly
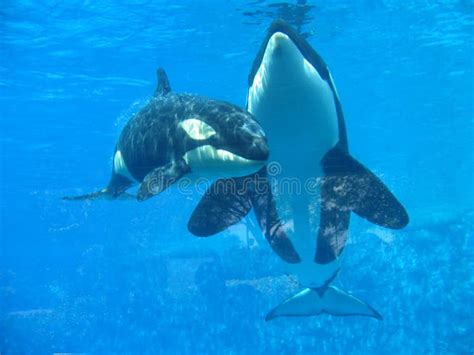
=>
[247,32,339,268]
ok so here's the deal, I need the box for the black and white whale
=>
[64,68,269,209]
[243,20,409,320]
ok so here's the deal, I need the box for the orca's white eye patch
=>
[180,118,216,140]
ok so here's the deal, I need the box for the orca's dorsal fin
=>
[154,67,171,97]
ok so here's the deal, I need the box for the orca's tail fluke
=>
[62,189,135,201]
[62,189,110,201]
[265,286,383,321]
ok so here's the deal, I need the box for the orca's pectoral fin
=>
[249,167,301,263]
[63,189,110,201]
[322,146,409,229]
[349,168,409,229]
[137,159,189,201]
[265,286,382,321]
[188,177,252,237]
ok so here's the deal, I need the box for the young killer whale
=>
[243,20,409,321]
[64,68,269,223]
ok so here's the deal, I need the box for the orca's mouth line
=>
[183,145,267,165]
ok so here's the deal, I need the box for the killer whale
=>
[244,20,409,321]
[64,69,269,213]
[183,20,411,320]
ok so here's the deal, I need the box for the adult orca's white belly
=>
[247,32,340,265]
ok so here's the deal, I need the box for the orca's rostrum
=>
[244,20,409,321]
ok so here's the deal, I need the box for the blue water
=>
[1,1,473,353]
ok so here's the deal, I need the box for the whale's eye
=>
[180,118,216,140]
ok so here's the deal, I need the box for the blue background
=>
[1,1,473,353]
